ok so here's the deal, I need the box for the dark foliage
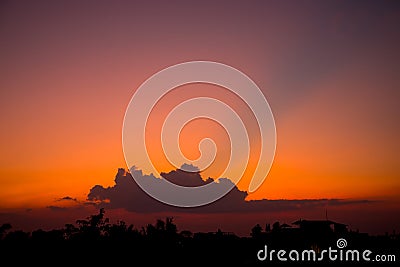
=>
[0,210,398,266]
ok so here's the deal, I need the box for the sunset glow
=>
[0,0,399,235]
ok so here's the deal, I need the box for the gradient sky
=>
[0,0,399,234]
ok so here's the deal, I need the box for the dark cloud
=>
[162,164,212,187]
[54,196,97,206]
[56,196,78,202]
[179,163,200,173]
[87,167,371,214]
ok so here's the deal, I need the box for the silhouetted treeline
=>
[0,209,399,265]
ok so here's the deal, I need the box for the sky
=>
[0,0,399,235]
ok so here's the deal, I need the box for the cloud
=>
[54,196,96,206]
[56,196,78,202]
[87,167,371,214]
[179,163,200,173]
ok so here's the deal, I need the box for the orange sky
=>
[0,1,399,216]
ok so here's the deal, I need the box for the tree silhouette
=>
[250,223,263,238]
[0,223,11,240]
[75,208,109,240]
[105,220,141,241]
[272,221,280,232]
[4,230,29,241]
[0,208,398,265]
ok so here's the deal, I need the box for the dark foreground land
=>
[0,209,398,265]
